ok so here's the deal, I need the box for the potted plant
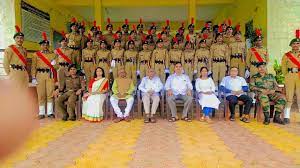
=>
[273,59,285,87]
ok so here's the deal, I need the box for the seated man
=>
[138,68,163,123]
[110,68,135,123]
[250,62,286,125]
[220,67,252,122]
[55,64,85,121]
[165,63,193,122]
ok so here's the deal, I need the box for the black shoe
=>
[68,117,76,121]
[48,114,55,118]
[62,116,68,121]
[273,112,285,125]
[283,118,290,124]
[230,115,235,121]
[38,115,45,120]
[263,112,270,125]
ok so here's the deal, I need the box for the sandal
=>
[168,117,177,122]
[144,118,150,123]
[150,117,156,123]
[182,117,192,122]
[240,117,250,123]
[205,116,212,124]
[200,116,205,122]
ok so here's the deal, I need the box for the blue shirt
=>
[220,76,249,97]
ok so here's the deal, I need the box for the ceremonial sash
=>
[286,52,300,78]
[36,51,58,82]
[9,45,27,66]
[55,48,72,64]
[250,48,264,63]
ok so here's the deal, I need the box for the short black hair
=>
[230,66,238,70]
[94,67,105,78]
[68,64,77,71]
[200,66,209,72]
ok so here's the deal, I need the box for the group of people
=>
[3,17,300,125]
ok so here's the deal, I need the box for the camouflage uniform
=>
[250,73,286,124]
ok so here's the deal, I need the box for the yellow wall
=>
[214,0,267,45]
[14,0,84,51]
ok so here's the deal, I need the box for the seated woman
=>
[82,67,109,122]
[195,67,220,123]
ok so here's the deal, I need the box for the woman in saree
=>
[82,67,109,122]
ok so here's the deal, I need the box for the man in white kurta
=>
[139,68,163,123]
[165,63,193,122]
[220,67,252,122]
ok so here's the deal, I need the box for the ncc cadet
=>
[104,18,114,50]
[149,23,158,42]
[137,18,147,42]
[124,38,138,84]
[187,17,197,46]
[169,37,183,74]
[121,19,130,44]
[165,19,173,42]
[138,40,152,78]
[96,40,111,79]
[194,34,211,77]
[183,35,195,80]
[111,34,125,79]
[66,18,82,67]
[161,31,171,50]
[81,34,96,86]
[223,19,236,45]
[78,21,88,50]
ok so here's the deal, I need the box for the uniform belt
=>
[59,62,70,67]
[231,54,242,58]
[69,46,80,50]
[170,60,181,64]
[98,58,107,62]
[288,68,299,73]
[184,59,193,63]
[84,60,93,62]
[198,58,207,63]
[212,58,226,62]
[126,59,136,63]
[10,64,26,71]
[140,60,148,64]
[155,60,164,64]
[113,58,122,63]
[37,68,50,73]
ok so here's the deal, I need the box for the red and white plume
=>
[117,27,121,32]
[202,33,209,40]
[296,29,300,39]
[186,34,190,42]
[97,26,101,31]
[42,32,47,41]
[93,20,97,27]
[15,25,21,33]
[139,18,143,24]
[148,29,152,35]
[88,33,92,40]
[173,37,178,43]
[235,24,241,32]
[191,17,194,24]
[81,21,86,27]
[61,31,66,38]
[218,25,223,33]
[181,22,185,28]
[205,23,209,28]
[142,34,146,42]
[227,18,232,26]
[255,28,262,36]
[157,33,162,39]
[71,17,77,23]
[152,22,156,26]
[125,18,129,25]
[166,19,170,26]
[113,33,118,40]
[107,18,111,24]
[132,24,136,31]
[128,36,133,41]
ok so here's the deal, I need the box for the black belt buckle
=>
[141,60,148,64]
[155,60,163,64]
[99,59,107,62]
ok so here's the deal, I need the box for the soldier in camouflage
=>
[250,62,286,125]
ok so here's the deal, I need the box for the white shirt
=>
[165,73,193,96]
[220,76,248,96]
[138,76,163,96]
[195,78,215,93]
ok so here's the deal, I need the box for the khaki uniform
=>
[169,49,183,74]
[124,49,138,84]
[281,51,300,111]
[93,39,100,50]
[96,49,111,78]
[210,43,230,85]
[55,47,75,88]
[178,42,185,50]
[246,47,269,76]
[66,32,82,65]
[111,48,125,78]
[138,49,152,78]
[82,48,96,85]
[55,75,84,119]
[137,32,147,42]
[148,43,156,51]
[80,34,88,50]
[151,48,169,82]
[223,35,236,45]
[229,40,246,76]
[3,45,29,88]
[31,51,57,106]
[104,33,114,49]
[183,49,195,80]
[122,33,130,45]
[194,48,211,77]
